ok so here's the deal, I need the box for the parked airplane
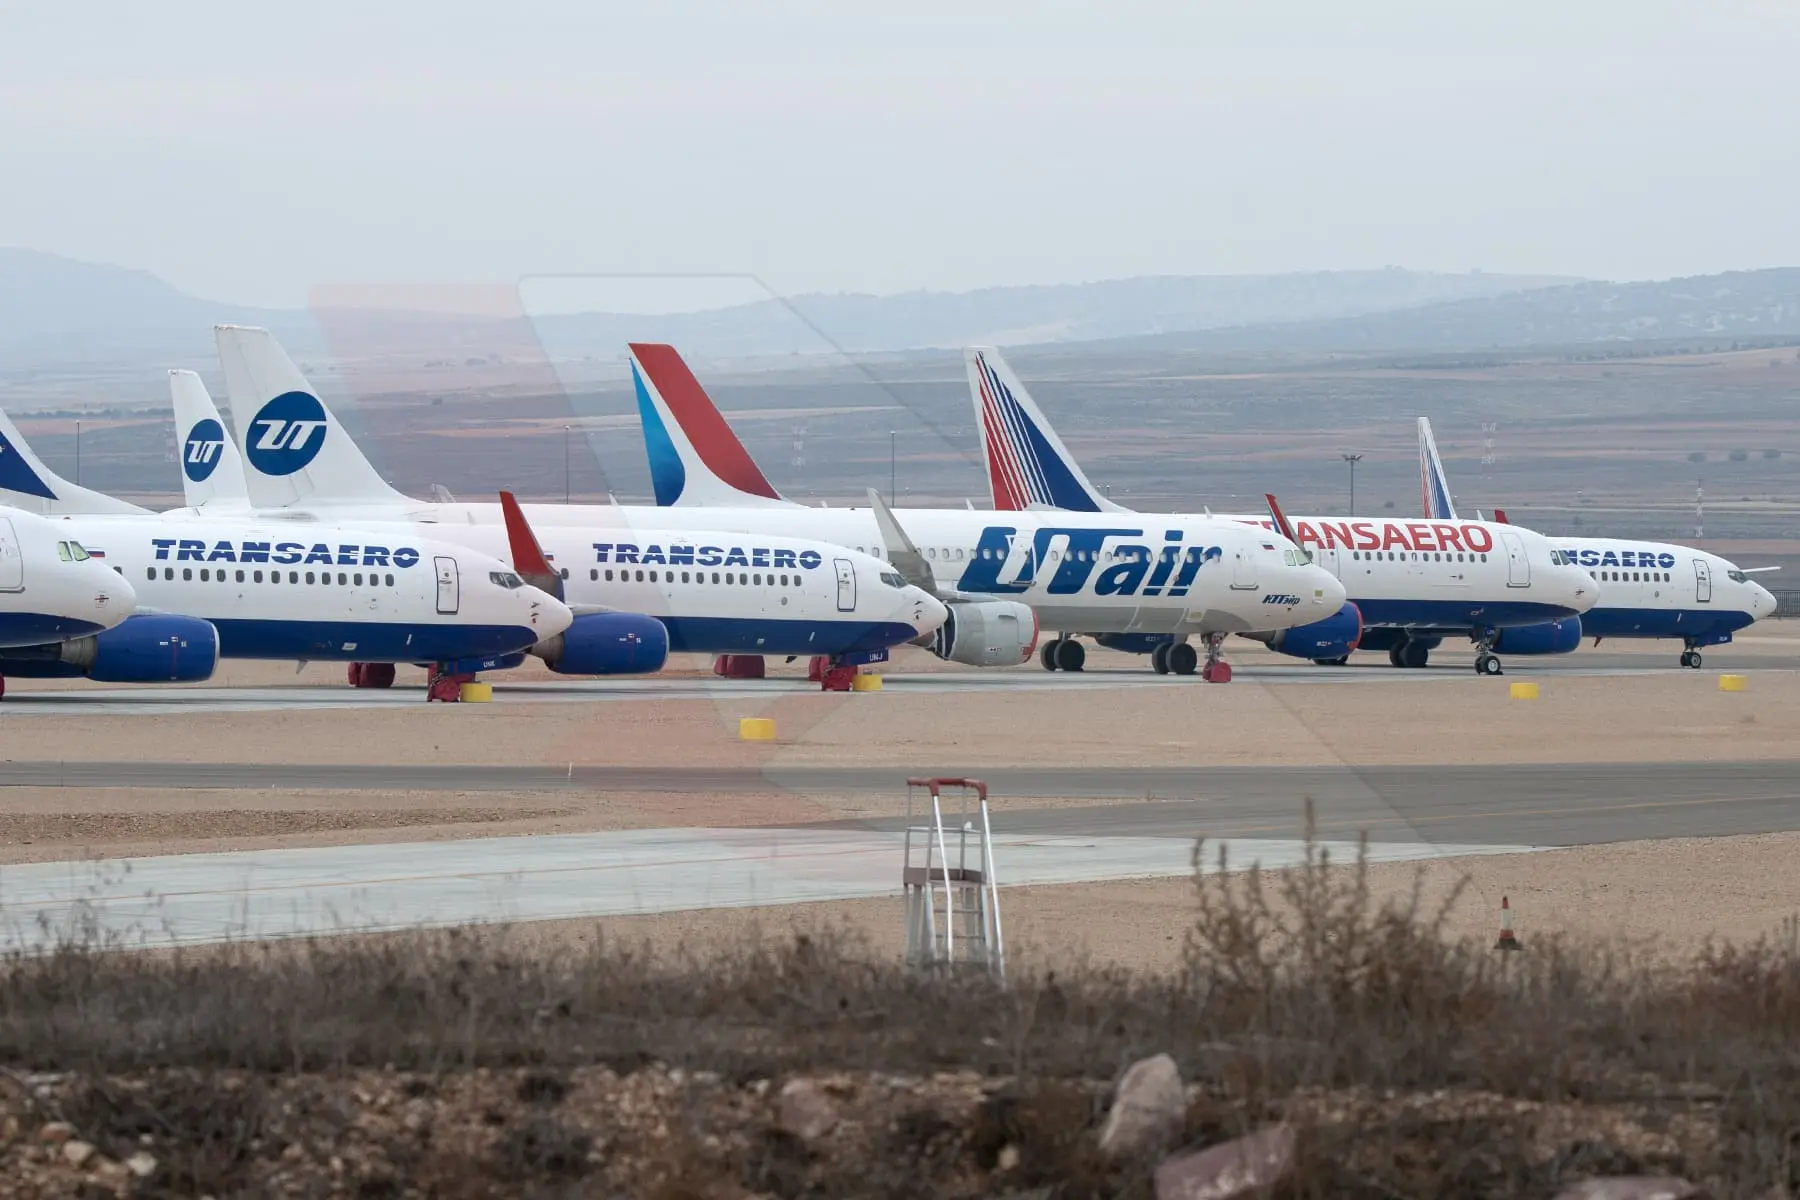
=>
[961,346,1600,675]
[0,411,599,700]
[1416,416,1776,668]
[618,342,1351,682]
[0,504,142,691]
[195,331,947,690]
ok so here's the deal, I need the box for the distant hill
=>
[526,269,1578,357]
[1101,268,1800,356]
[0,251,1574,378]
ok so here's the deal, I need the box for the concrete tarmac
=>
[0,649,1786,714]
[0,827,1539,953]
[7,760,1796,848]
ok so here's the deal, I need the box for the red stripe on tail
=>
[628,343,782,500]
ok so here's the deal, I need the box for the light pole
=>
[889,431,896,503]
[1341,453,1363,516]
[74,419,81,485]
[563,424,571,504]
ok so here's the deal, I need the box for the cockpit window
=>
[489,571,525,589]
[68,541,90,561]
[56,541,71,562]
[1728,569,1748,584]
[879,570,907,589]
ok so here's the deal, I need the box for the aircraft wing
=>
[865,488,997,603]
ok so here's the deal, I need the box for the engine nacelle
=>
[920,600,1037,667]
[0,614,219,682]
[1490,618,1581,656]
[1260,602,1363,661]
[534,612,670,676]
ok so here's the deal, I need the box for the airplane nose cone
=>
[1754,583,1777,619]
[909,589,949,637]
[525,586,574,636]
[1310,566,1347,610]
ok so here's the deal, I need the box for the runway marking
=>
[0,827,1546,953]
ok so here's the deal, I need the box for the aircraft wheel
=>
[1151,643,1171,674]
[1687,650,1702,669]
[1476,652,1504,676]
[1040,639,1061,672]
[1313,655,1350,667]
[1055,638,1086,672]
[347,662,365,687]
[1387,645,1405,668]
[1399,641,1430,669]
[366,663,396,689]
[1169,642,1199,675]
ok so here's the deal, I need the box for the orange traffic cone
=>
[1493,895,1522,952]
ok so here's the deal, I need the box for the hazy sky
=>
[5,0,1798,308]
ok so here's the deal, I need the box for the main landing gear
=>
[1150,640,1200,676]
[425,664,476,702]
[1039,636,1087,672]
[1386,641,1430,669]
[1680,647,1704,669]
[1199,633,1232,683]
[808,655,859,691]
[347,662,397,689]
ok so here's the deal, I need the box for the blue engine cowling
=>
[1266,602,1363,661]
[0,614,219,682]
[535,613,670,676]
[1490,618,1581,656]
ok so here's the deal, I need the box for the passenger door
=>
[1693,558,1712,603]
[1230,546,1258,590]
[0,518,21,592]
[1499,531,1530,587]
[834,557,856,612]
[435,556,460,614]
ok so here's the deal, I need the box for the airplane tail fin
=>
[964,346,1128,513]
[1417,416,1458,520]
[214,324,412,509]
[169,370,248,508]
[0,408,149,515]
[626,343,790,508]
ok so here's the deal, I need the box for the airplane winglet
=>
[1263,493,1298,545]
[498,490,564,601]
[1493,508,1509,524]
[866,487,943,598]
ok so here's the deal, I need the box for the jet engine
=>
[919,600,1037,667]
[0,614,219,683]
[533,612,670,675]
[1246,602,1363,661]
[1490,618,1581,656]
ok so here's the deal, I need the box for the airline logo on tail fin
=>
[1417,417,1457,521]
[627,343,785,507]
[182,419,226,483]
[0,426,58,500]
[215,325,411,508]
[966,348,1110,513]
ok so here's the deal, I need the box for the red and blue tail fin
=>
[626,343,790,508]
[965,346,1130,513]
[1417,416,1458,520]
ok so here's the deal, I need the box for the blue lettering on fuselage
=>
[956,525,1223,597]
[1565,546,1679,571]
[593,542,826,571]
[149,538,420,567]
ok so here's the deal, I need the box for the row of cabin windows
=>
[1602,570,1671,583]
[1352,550,1489,563]
[581,567,804,587]
[148,566,397,586]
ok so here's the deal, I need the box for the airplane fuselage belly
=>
[1579,607,1755,640]
[206,618,538,662]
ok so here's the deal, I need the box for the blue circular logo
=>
[181,418,226,483]
[244,391,329,477]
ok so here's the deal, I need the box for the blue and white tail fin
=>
[1417,416,1458,520]
[964,346,1129,513]
[169,370,249,510]
[0,408,148,515]
[626,343,795,508]
[214,325,412,510]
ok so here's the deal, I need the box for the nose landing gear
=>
[1199,633,1232,683]
[1680,648,1703,669]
